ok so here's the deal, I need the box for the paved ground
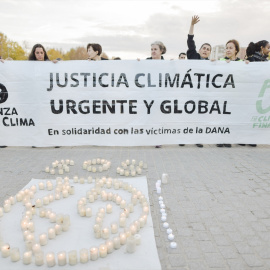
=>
[1,144,270,270]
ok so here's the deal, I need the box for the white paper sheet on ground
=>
[0,177,161,270]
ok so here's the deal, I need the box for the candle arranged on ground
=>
[46,252,56,267]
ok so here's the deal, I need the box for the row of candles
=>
[116,159,147,177]
[45,159,75,175]
[156,176,177,249]
[0,175,148,266]
[82,158,112,173]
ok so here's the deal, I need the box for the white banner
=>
[0,60,269,146]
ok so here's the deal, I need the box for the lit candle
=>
[39,182,45,190]
[39,233,47,246]
[57,251,66,266]
[70,160,74,165]
[99,244,107,258]
[10,248,20,262]
[43,196,49,205]
[113,237,121,249]
[79,248,89,263]
[115,195,122,205]
[101,227,110,239]
[124,170,130,177]
[35,199,42,208]
[83,162,87,169]
[48,228,56,239]
[3,203,11,213]
[163,222,169,229]
[111,223,118,234]
[119,169,124,176]
[105,240,114,254]
[32,243,41,255]
[68,250,77,265]
[137,167,142,174]
[50,169,55,175]
[126,236,136,253]
[120,200,126,209]
[119,232,127,245]
[55,224,62,235]
[62,189,68,198]
[90,247,98,261]
[106,204,112,214]
[86,207,92,217]
[58,169,64,175]
[46,252,56,267]
[35,251,44,266]
[1,244,10,258]
[119,217,126,227]
[23,251,32,265]
[130,225,137,235]
[49,212,56,223]
[45,166,50,173]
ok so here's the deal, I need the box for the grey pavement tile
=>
[168,254,187,267]
[241,254,264,267]
[204,253,226,268]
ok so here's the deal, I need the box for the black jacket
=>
[247,52,268,62]
[187,34,209,60]
[146,56,164,60]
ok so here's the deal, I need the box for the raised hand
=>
[191,15,200,25]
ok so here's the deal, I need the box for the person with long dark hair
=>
[28,44,50,61]
[246,40,270,62]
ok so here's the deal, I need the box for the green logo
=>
[256,79,270,114]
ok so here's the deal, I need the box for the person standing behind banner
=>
[246,40,270,62]
[87,43,108,61]
[216,39,243,148]
[187,15,211,148]
[145,41,166,148]
[237,40,270,147]
[178,52,186,60]
[28,44,58,148]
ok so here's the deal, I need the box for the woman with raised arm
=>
[187,15,210,148]
[246,40,269,62]
[187,15,212,60]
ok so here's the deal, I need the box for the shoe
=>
[155,145,162,148]
[196,144,203,148]
[216,144,223,147]
[224,144,231,148]
[0,146,7,148]
[179,144,185,146]
[238,144,246,146]
[249,144,257,147]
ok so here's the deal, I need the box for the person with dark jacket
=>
[187,15,211,60]
[186,15,211,148]
[246,40,269,62]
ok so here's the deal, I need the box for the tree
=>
[63,47,88,60]
[0,32,27,60]
[47,48,64,60]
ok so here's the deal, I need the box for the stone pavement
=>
[1,144,270,270]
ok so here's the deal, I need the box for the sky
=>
[0,0,270,59]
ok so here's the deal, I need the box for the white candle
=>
[50,169,55,175]
[35,199,42,208]
[106,240,114,254]
[106,203,112,214]
[32,243,41,255]
[88,176,93,183]
[90,247,98,261]
[58,169,64,175]
[161,216,167,222]
[130,224,137,235]
[86,207,92,217]
[70,160,74,165]
[119,233,127,245]
[48,228,56,239]
[83,162,87,169]
[10,248,20,262]
[162,173,168,184]
[168,234,175,241]
[115,195,122,204]
[120,200,126,209]
[119,217,126,227]
[43,196,49,205]
[79,177,85,184]
[111,223,118,234]
[124,170,130,177]
[58,251,66,266]
[170,242,177,248]
[69,186,75,195]
[134,234,141,245]
[39,182,44,190]
[163,222,169,229]
[92,166,97,173]
[126,236,136,253]
[45,166,50,173]
[23,251,32,265]
[49,212,56,223]
[3,203,11,213]
[101,228,110,239]
[68,250,77,265]
[35,251,44,266]
[79,249,89,263]
[39,233,48,246]
[157,187,161,194]
[62,189,68,198]
[55,224,62,235]
[113,237,121,249]
[73,176,78,183]
[99,244,107,258]
[1,244,10,257]
[46,252,56,267]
